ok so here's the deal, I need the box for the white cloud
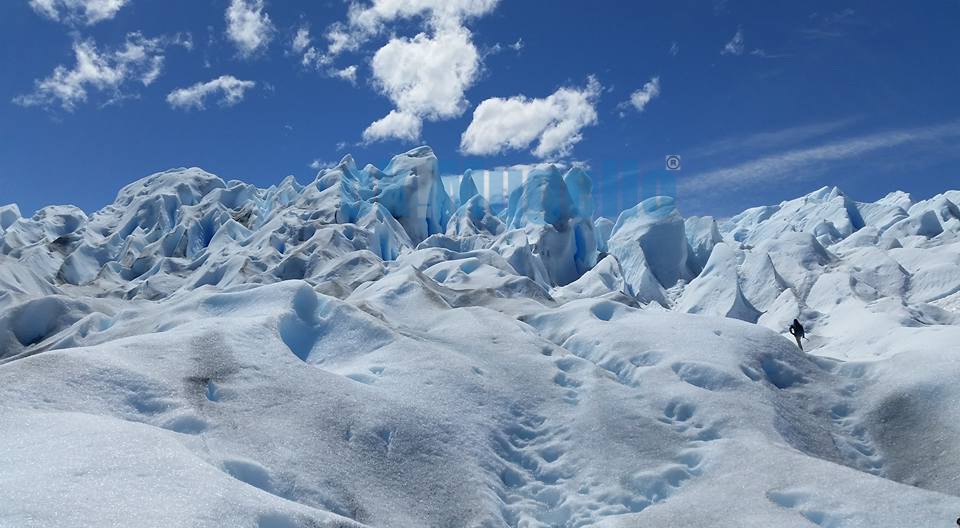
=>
[680,120,960,194]
[359,23,482,143]
[721,27,744,55]
[460,76,602,159]
[509,38,524,51]
[29,0,128,25]
[326,0,500,55]
[291,27,357,83]
[226,0,274,57]
[291,26,310,53]
[309,159,337,170]
[620,76,660,115]
[292,25,333,70]
[362,110,423,143]
[301,46,330,68]
[13,33,185,111]
[371,27,478,121]
[669,41,679,56]
[319,0,499,143]
[166,75,256,110]
[331,65,358,84]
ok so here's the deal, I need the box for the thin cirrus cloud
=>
[460,76,602,159]
[225,0,275,58]
[690,117,860,160]
[679,120,960,194]
[13,32,190,111]
[166,75,256,110]
[29,0,129,25]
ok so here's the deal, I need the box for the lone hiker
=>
[788,319,805,351]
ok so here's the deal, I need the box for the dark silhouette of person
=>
[788,319,805,350]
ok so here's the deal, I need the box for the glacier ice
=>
[1,146,960,527]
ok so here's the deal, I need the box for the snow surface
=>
[1,147,960,527]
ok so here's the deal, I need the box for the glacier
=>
[1,146,960,527]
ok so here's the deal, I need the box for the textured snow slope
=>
[1,146,959,527]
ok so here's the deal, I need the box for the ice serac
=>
[358,146,454,245]
[501,166,597,286]
[738,250,788,312]
[677,242,761,322]
[552,254,628,303]
[594,217,614,253]
[721,186,867,246]
[608,196,692,290]
[458,169,479,204]
[684,215,723,274]
[0,204,21,231]
[446,194,504,237]
[563,167,595,220]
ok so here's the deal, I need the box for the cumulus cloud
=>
[362,26,481,142]
[460,76,602,159]
[29,0,128,25]
[319,0,499,143]
[620,76,660,115]
[362,110,423,143]
[325,0,500,55]
[721,27,745,55]
[372,28,478,120]
[166,75,256,110]
[226,0,274,57]
[13,33,187,111]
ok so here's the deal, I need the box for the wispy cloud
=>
[331,65,358,84]
[29,0,129,25]
[690,117,860,159]
[13,32,190,111]
[802,9,861,40]
[680,120,960,194]
[721,27,744,56]
[618,76,660,116]
[166,75,256,110]
[226,0,275,57]
[309,159,337,170]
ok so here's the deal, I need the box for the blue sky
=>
[1,0,959,219]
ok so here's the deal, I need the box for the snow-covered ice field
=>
[2,147,959,527]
